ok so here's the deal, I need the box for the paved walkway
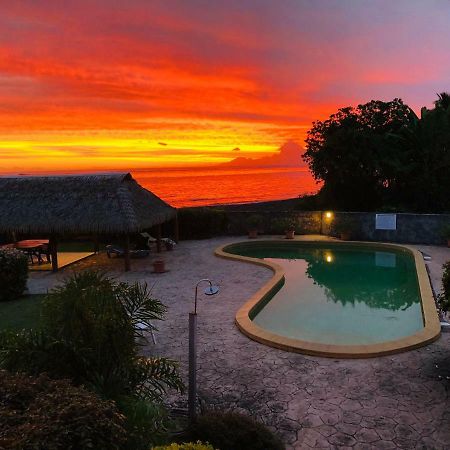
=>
[27,237,450,449]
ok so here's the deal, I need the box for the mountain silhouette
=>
[220,141,306,168]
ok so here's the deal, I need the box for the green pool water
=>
[228,243,424,345]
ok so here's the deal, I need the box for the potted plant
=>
[153,259,166,273]
[442,224,450,248]
[333,215,359,241]
[245,215,263,239]
[274,217,297,239]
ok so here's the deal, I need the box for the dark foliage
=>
[304,94,450,212]
[0,370,126,450]
[178,208,229,239]
[439,261,450,312]
[0,248,28,302]
[0,271,184,449]
[186,411,285,450]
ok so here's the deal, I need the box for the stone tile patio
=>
[27,237,450,449]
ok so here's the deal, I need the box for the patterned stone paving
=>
[28,237,450,449]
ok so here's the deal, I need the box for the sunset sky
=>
[1,0,449,171]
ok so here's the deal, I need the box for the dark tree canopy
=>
[304,95,450,212]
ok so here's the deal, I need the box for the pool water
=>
[229,244,424,346]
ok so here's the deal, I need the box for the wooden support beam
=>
[174,212,179,243]
[124,234,131,272]
[93,234,99,254]
[49,235,58,272]
[156,224,162,253]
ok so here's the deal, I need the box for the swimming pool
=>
[216,240,440,357]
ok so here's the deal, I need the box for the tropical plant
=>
[119,397,170,450]
[0,370,127,450]
[186,411,284,450]
[438,261,450,312]
[0,271,184,448]
[304,94,450,212]
[0,247,28,301]
[304,99,417,211]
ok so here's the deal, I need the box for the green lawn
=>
[0,295,45,331]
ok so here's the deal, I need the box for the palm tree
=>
[434,92,450,110]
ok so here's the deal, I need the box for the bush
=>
[0,248,28,301]
[186,411,284,450]
[178,208,229,239]
[0,271,183,401]
[119,397,170,450]
[439,261,450,311]
[153,442,215,450]
[0,370,126,450]
[0,271,184,449]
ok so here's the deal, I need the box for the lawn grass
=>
[0,295,45,331]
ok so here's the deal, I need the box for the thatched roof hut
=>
[0,172,177,271]
[0,172,175,234]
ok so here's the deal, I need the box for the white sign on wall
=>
[375,214,397,230]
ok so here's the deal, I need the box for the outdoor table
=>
[16,240,50,265]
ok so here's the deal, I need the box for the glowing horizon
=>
[1,1,449,172]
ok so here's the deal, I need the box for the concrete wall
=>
[220,208,450,245]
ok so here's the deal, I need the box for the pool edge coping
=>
[215,238,441,359]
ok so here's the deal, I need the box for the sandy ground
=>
[27,236,450,449]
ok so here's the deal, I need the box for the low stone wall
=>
[214,208,450,245]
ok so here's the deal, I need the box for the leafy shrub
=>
[0,271,184,448]
[186,411,284,450]
[0,370,126,450]
[152,442,215,450]
[119,397,170,450]
[178,208,229,239]
[439,261,450,311]
[0,247,28,301]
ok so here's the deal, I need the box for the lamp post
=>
[188,279,219,424]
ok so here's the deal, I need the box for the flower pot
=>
[248,229,258,239]
[285,230,295,239]
[153,259,166,273]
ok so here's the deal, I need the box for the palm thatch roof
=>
[0,173,176,234]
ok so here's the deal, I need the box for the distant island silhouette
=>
[220,141,306,168]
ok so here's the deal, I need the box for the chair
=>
[106,245,149,259]
[140,232,176,250]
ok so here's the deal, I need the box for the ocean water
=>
[132,167,318,207]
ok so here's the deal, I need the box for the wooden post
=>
[174,212,179,243]
[93,234,99,254]
[124,234,131,272]
[49,235,58,272]
[156,224,162,253]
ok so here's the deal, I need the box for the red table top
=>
[16,240,49,249]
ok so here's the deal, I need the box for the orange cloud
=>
[0,1,449,171]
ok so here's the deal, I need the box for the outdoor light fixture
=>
[320,211,333,235]
[189,279,220,424]
[325,253,333,263]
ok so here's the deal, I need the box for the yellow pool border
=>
[215,239,441,358]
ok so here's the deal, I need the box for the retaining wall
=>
[218,208,450,245]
